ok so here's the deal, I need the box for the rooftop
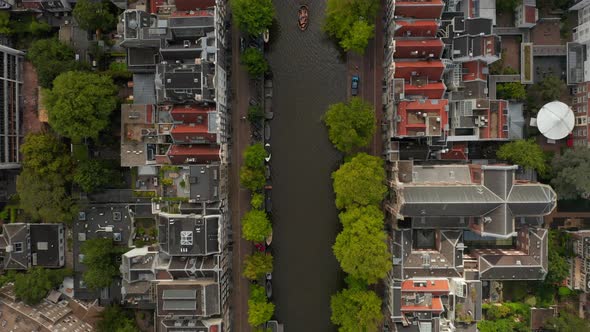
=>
[158,213,220,256]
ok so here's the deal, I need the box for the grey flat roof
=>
[162,289,197,299]
[189,164,220,202]
[162,299,196,311]
[158,214,220,256]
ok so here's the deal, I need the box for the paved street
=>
[229,23,253,332]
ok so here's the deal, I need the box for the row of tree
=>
[239,143,275,327]
[323,98,388,331]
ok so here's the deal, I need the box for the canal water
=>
[266,0,346,331]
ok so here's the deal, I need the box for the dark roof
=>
[189,164,220,203]
[530,307,555,331]
[29,224,65,268]
[399,165,557,238]
[158,213,220,256]
[464,17,493,35]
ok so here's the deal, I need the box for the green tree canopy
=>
[497,139,548,175]
[80,238,121,289]
[332,153,386,209]
[240,167,266,191]
[74,159,117,193]
[333,213,390,284]
[497,0,519,12]
[324,97,375,153]
[330,286,382,332]
[324,0,379,53]
[21,133,73,177]
[544,311,590,331]
[251,193,264,209]
[545,231,571,284]
[497,82,526,101]
[27,38,88,88]
[243,252,273,280]
[231,0,274,36]
[14,268,71,305]
[73,0,117,32]
[243,143,267,170]
[242,209,272,242]
[338,204,384,228]
[242,47,269,77]
[248,284,275,327]
[0,12,11,35]
[44,71,118,141]
[527,75,568,112]
[17,169,75,223]
[97,305,139,332]
[551,148,590,200]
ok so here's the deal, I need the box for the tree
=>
[14,268,70,305]
[243,252,273,280]
[497,0,519,12]
[74,160,116,193]
[0,12,11,35]
[527,75,568,112]
[97,305,139,332]
[251,193,264,209]
[332,153,386,209]
[483,304,511,320]
[80,238,120,289]
[243,143,267,170]
[324,97,375,154]
[17,169,75,223]
[240,167,266,191]
[44,71,118,141]
[544,312,590,331]
[73,0,117,32]
[231,0,274,36]
[20,133,73,177]
[497,139,548,175]
[324,0,379,53]
[339,20,374,54]
[497,82,526,101]
[242,210,272,242]
[551,148,590,200]
[248,105,264,123]
[333,214,390,284]
[248,284,275,327]
[27,39,88,89]
[338,205,384,228]
[330,286,382,332]
[242,47,268,77]
[545,231,570,284]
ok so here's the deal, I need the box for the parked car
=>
[265,164,271,180]
[264,143,271,162]
[265,122,271,141]
[351,75,359,96]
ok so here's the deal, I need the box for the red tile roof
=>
[167,145,220,164]
[394,39,444,59]
[462,61,487,82]
[171,105,213,124]
[394,20,439,38]
[395,0,444,19]
[394,60,444,81]
[401,297,444,312]
[173,0,215,11]
[404,82,446,99]
[401,279,450,292]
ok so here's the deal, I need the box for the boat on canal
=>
[298,5,309,31]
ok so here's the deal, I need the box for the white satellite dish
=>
[536,101,574,140]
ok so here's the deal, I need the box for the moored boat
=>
[298,5,309,31]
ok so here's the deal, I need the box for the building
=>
[386,162,556,331]
[72,205,134,302]
[0,223,65,270]
[515,0,538,28]
[0,45,24,170]
[566,230,590,293]
[120,212,230,331]
[120,5,228,167]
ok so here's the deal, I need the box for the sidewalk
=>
[229,23,254,332]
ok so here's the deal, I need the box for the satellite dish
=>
[537,101,574,140]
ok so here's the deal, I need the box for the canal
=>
[266,0,346,331]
